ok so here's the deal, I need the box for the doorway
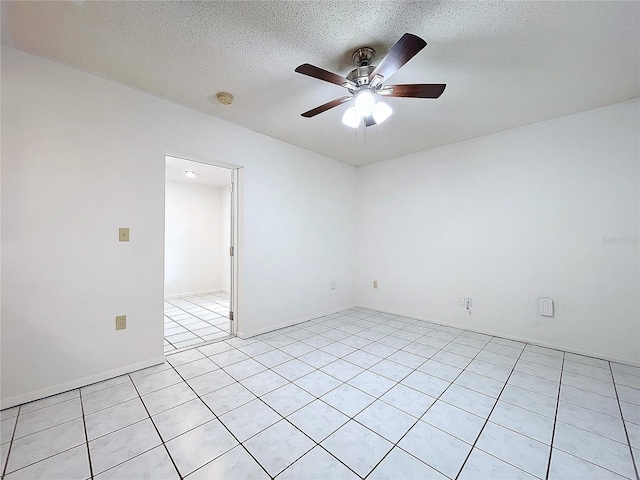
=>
[163,156,238,353]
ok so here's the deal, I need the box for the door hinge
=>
[229,311,234,321]
[230,246,234,256]
[229,183,233,193]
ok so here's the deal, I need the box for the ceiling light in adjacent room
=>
[184,170,196,178]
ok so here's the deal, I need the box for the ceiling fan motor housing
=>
[347,65,375,89]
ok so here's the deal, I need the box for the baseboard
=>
[357,304,640,368]
[164,289,229,300]
[0,356,165,410]
[237,304,357,339]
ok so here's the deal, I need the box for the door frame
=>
[164,154,243,338]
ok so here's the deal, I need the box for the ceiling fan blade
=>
[381,84,446,98]
[301,96,352,118]
[295,64,356,89]
[369,33,427,83]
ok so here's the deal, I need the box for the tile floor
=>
[2,307,639,479]
[164,293,231,353]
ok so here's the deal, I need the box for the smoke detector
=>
[216,92,234,105]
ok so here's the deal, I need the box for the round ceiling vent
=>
[215,92,234,105]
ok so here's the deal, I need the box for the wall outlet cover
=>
[116,315,127,330]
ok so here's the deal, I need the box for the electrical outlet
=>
[119,228,130,242]
[465,297,473,308]
[330,281,336,290]
[373,280,378,289]
[458,297,465,306]
[116,315,127,330]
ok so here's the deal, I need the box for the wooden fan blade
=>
[369,33,427,82]
[295,64,355,89]
[381,84,446,98]
[301,96,352,118]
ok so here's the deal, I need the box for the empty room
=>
[1,2,638,480]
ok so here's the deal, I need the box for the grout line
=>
[544,351,565,479]
[127,374,183,479]
[164,362,274,479]
[609,362,640,480]
[453,343,527,479]
[0,406,21,479]
[78,390,95,480]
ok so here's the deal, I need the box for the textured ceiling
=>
[2,1,639,166]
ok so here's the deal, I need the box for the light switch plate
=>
[119,228,130,242]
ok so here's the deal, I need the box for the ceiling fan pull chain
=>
[363,116,367,150]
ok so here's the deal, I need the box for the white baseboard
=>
[0,356,165,410]
[237,304,357,339]
[358,304,640,367]
[164,289,229,300]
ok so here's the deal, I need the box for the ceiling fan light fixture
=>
[372,101,393,124]
[354,89,376,118]
[342,106,360,128]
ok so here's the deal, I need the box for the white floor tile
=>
[439,384,496,418]
[554,421,635,478]
[380,384,436,418]
[6,308,639,480]
[81,381,138,415]
[186,445,268,479]
[277,445,358,480]
[244,420,315,477]
[186,369,235,396]
[548,448,628,480]
[399,420,471,479]
[85,397,148,440]
[6,418,86,474]
[262,383,315,417]
[476,422,549,478]
[368,447,447,480]
[458,448,537,480]
[321,420,393,478]
[489,400,555,445]
[422,400,485,444]
[287,400,349,442]
[557,401,627,443]
[89,418,161,474]
[5,444,90,480]
[95,446,179,479]
[402,371,451,398]
[355,400,416,443]
[200,382,256,416]
[152,398,215,441]
[141,383,198,416]
[348,370,396,397]
[321,384,375,418]
[498,383,557,419]
[240,370,289,396]
[219,399,281,442]
[166,419,238,477]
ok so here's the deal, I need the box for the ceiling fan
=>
[295,33,446,128]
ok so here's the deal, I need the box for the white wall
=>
[165,180,227,296]
[1,47,357,407]
[356,100,640,365]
